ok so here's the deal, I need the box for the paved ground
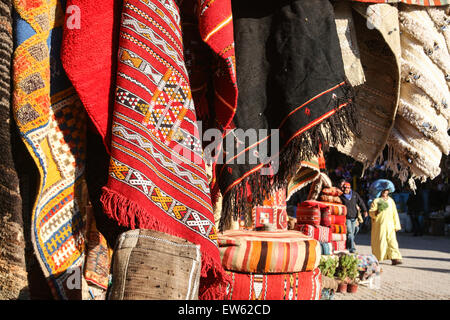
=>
[333,232,450,300]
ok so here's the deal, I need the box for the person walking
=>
[407,190,424,236]
[369,189,403,265]
[339,182,368,253]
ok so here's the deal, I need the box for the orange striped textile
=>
[331,224,347,234]
[218,230,321,273]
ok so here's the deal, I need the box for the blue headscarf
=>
[368,179,395,206]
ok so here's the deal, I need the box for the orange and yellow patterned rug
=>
[12,0,89,299]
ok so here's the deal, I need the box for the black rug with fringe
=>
[215,0,359,230]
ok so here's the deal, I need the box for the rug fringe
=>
[198,253,231,300]
[100,186,229,299]
[219,82,359,231]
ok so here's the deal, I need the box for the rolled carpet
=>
[219,230,321,273]
[224,268,322,300]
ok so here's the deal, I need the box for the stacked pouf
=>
[320,187,348,252]
[294,198,348,255]
[294,201,333,256]
[219,230,322,300]
[329,214,347,251]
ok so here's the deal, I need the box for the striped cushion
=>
[329,214,346,225]
[224,268,322,300]
[218,230,321,273]
[295,224,332,243]
[320,242,333,255]
[296,203,321,226]
[331,233,347,242]
[331,224,347,234]
[319,195,342,204]
[326,203,346,216]
[302,200,347,216]
[321,187,343,197]
[332,240,346,251]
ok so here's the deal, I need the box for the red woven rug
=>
[97,0,227,299]
[61,0,122,151]
[224,269,322,300]
[197,0,237,131]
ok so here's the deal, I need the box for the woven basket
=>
[108,229,201,300]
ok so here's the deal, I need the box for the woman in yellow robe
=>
[369,189,403,265]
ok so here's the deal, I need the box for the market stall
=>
[0,0,448,301]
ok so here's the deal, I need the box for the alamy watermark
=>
[66,5,81,29]
[63,7,280,175]
[171,123,280,175]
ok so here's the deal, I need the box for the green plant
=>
[377,199,389,212]
[318,256,337,278]
[335,254,359,283]
[346,256,360,283]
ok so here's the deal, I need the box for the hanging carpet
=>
[98,0,228,299]
[335,2,402,168]
[218,0,358,230]
[61,0,123,150]
[386,4,450,186]
[12,0,90,299]
[287,151,329,202]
